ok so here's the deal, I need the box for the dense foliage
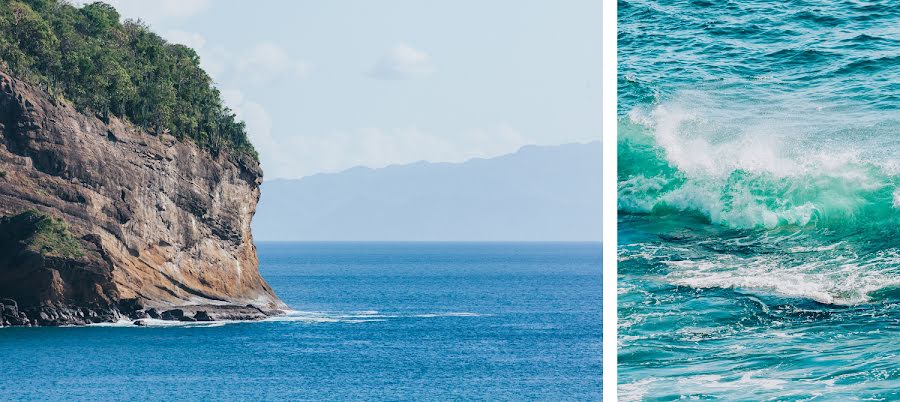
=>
[0,209,83,258]
[0,0,256,158]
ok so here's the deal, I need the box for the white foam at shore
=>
[87,318,238,328]
[78,309,488,328]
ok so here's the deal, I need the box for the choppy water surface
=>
[619,0,900,399]
[0,242,601,400]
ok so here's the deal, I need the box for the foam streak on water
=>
[83,310,489,327]
[619,0,900,399]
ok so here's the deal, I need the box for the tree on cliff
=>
[0,0,257,159]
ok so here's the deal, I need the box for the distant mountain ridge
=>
[254,141,602,241]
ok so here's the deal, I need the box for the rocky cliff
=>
[0,70,285,326]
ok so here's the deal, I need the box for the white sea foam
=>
[412,312,488,318]
[79,308,488,328]
[619,378,656,402]
[788,242,845,253]
[625,240,900,306]
[267,310,487,323]
[621,372,793,400]
[87,318,239,328]
[661,247,900,305]
[678,372,788,392]
[265,311,359,323]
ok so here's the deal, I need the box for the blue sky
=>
[76,0,602,178]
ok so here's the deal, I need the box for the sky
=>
[72,0,602,179]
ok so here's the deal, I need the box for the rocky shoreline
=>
[0,70,286,322]
[0,297,283,327]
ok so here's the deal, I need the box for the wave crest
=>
[618,99,900,232]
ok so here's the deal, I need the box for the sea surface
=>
[0,242,601,400]
[619,0,899,399]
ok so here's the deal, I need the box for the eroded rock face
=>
[0,71,285,326]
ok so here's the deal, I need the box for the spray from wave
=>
[618,93,900,305]
[619,93,900,232]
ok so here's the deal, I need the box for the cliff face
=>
[0,71,284,326]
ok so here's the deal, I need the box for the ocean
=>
[618,0,900,399]
[0,242,601,400]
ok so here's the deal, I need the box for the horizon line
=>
[255,240,603,244]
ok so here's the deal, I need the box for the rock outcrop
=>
[0,70,285,326]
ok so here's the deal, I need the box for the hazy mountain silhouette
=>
[254,141,601,241]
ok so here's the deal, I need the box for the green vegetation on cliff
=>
[0,0,256,159]
[0,209,83,259]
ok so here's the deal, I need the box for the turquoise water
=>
[0,242,601,400]
[619,0,899,399]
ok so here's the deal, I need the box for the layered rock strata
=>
[0,71,285,326]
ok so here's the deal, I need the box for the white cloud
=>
[223,89,531,179]
[237,102,278,161]
[160,33,310,87]
[71,0,211,23]
[149,0,211,18]
[221,90,274,150]
[369,44,435,80]
[217,90,532,178]
[237,43,311,85]
[263,125,531,179]
[219,89,244,112]
[196,45,231,79]
[164,29,206,50]
[160,30,230,79]
[71,3,308,85]
[219,59,530,179]
[221,90,291,176]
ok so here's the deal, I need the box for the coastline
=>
[0,298,284,327]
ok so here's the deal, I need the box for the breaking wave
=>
[619,96,900,233]
[618,94,900,305]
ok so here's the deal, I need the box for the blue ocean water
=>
[0,242,601,400]
[619,0,899,399]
